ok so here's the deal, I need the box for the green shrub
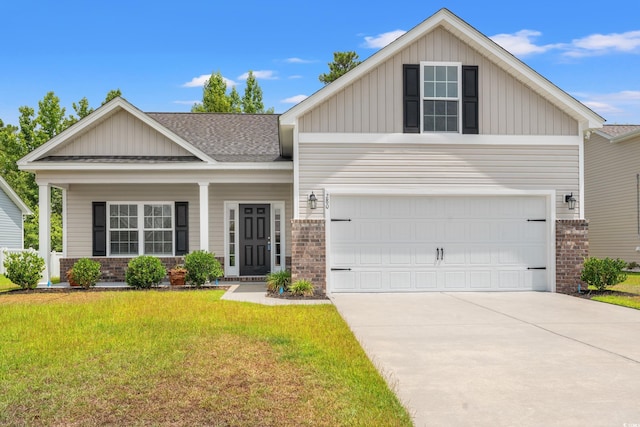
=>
[184,250,223,287]
[125,256,166,289]
[71,258,102,289]
[3,250,45,290]
[581,257,627,292]
[266,270,291,293]
[50,276,61,284]
[289,279,314,297]
[627,261,639,270]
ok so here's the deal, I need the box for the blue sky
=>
[1,0,639,127]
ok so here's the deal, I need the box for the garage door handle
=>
[527,219,546,222]
[527,267,546,270]
[331,268,352,271]
[331,218,352,222]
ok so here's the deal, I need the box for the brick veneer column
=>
[290,219,326,293]
[556,219,589,294]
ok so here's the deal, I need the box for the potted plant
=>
[66,268,81,287]
[168,264,187,286]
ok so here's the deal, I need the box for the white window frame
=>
[420,61,462,133]
[107,201,175,257]
[224,201,286,277]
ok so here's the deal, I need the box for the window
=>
[422,63,461,132]
[228,208,236,267]
[108,202,173,256]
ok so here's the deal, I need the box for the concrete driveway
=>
[331,292,640,427]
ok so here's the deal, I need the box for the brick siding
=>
[290,219,326,293]
[556,219,589,294]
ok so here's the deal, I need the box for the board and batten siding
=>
[300,27,578,136]
[585,133,640,262]
[65,183,293,258]
[0,188,24,249]
[298,142,580,219]
[50,109,192,157]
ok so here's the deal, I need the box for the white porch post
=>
[60,186,68,256]
[199,182,210,251]
[38,182,51,284]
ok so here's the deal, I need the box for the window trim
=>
[106,201,175,257]
[420,61,462,133]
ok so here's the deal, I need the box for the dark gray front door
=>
[240,204,270,275]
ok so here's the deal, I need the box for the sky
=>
[1,0,640,127]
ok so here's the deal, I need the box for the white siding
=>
[298,141,579,219]
[50,109,192,157]
[585,134,640,262]
[65,183,293,258]
[0,188,24,249]
[300,27,578,136]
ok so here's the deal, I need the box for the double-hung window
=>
[421,62,461,133]
[108,202,174,256]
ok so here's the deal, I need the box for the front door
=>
[240,204,271,275]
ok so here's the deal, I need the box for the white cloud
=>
[182,74,237,88]
[490,30,558,56]
[288,75,303,79]
[238,70,278,80]
[282,95,308,104]
[286,57,314,64]
[363,29,406,49]
[173,100,199,105]
[564,30,640,57]
[577,90,640,122]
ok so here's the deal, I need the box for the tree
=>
[192,70,273,113]
[102,89,122,105]
[192,71,231,113]
[319,51,362,85]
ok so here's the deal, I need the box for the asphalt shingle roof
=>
[147,113,283,162]
[599,124,640,138]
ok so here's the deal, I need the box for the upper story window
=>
[403,63,478,135]
[421,63,461,133]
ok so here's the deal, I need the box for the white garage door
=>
[329,195,548,292]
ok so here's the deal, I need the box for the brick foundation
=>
[291,219,326,293]
[60,257,186,282]
[556,219,589,294]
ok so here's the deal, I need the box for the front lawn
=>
[0,291,411,426]
[589,272,640,310]
[0,274,19,293]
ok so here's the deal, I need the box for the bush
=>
[125,256,166,289]
[3,250,45,290]
[70,258,102,289]
[289,279,314,297]
[627,261,639,270]
[184,250,223,287]
[266,270,291,293]
[581,257,627,292]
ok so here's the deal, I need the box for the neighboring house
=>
[0,175,32,249]
[18,9,603,294]
[585,125,640,263]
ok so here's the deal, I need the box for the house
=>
[585,125,640,264]
[0,175,32,249]
[18,8,603,293]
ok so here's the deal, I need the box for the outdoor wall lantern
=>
[564,193,577,210]
[308,192,318,210]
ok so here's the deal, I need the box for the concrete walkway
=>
[331,292,640,427]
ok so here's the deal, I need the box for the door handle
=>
[436,247,441,260]
[441,247,444,260]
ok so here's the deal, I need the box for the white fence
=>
[0,248,63,278]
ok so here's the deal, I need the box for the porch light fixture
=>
[565,193,577,210]
[308,192,318,210]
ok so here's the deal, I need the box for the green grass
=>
[0,274,19,292]
[589,272,640,310]
[0,291,412,426]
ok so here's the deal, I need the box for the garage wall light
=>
[564,193,576,210]
[308,192,318,210]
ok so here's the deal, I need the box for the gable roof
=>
[279,8,604,130]
[147,113,282,162]
[19,97,216,166]
[0,176,32,215]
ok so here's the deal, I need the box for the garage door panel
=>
[329,195,549,292]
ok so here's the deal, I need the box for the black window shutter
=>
[92,202,106,256]
[403,64,420,133]
[175,202,189,256]
[462,65,479,134]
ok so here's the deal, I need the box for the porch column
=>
[60,185,68,256]
[38,182,51,284]
[198,182,210,251]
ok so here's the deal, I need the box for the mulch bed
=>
[266,291,330,300]
[4,285,231,294]
[572,289,639,300]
